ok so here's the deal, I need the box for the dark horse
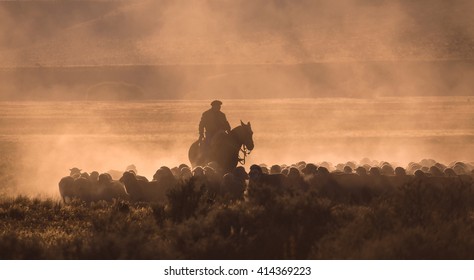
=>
[188,121,254,173]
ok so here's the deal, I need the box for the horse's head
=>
[239,120,254,151]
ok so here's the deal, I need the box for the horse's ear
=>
[247,121,251,127]
[240,120,245,126]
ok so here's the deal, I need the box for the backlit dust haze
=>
[1,0,474,99]
[0,0,473,195]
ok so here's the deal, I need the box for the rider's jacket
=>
[199,108,231,139]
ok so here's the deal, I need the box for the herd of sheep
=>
[58,159,474,204]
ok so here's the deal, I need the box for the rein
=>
[238,145,251,165]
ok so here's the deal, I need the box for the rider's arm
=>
[222,114,231,132]
[199,113,206,137]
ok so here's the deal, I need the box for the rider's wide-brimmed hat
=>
[211,100,222,106]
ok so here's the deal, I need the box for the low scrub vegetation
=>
[1,175,474,260]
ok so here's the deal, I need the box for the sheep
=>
[247,164,287,204]
[429,166,444,177]
[270,165,282,174]
[107,164,148,181]
[394,167,407,176]
[286,167,307,190]
[58,176,77,203]
[381,164,394,176]
[59,171,95,203]
[319,162,334,172]
[343,166,353,174]
[179,166,193,181]
[119,171,149,202]
[434,162,447,171]
[89,171,99,184]
[192,166,204,177]
[369,167,381,176]
[179,163,190,170]
[171,167,181,180]
[221,167,248,201]
[452,162,469,175]
[150,167,178,202]
[222,173,242,200]
[414,169,427,178]
[74,173,94,202]
[355,166,367,176]
[444,168,457,177]
[203,166,221,195]
[407,162,422,175]
[335,163,345,172]
[302,163,318,177]
[95,173,129,201]
[69,167,82,179]
[345,161,357,170]
[420,158,437,168]
[248,164,286,189]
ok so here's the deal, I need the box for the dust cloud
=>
[0,1,473,196]
[1,0,474,99]
[1,98,472,196]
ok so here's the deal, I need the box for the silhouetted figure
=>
[199,100,231,147]
[189,121,254,173]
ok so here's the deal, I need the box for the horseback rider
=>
[199,100,231,148]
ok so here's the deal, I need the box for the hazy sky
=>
[0,1,473,195]
[0,0,473,66]
[0,0,473,100]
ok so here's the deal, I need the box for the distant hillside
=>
[0,0,473,66]
[1,0,473,100]
[1,61,473,100]
[0,0,125,51]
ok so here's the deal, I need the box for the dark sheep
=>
[420,158,437,167]
[452,162,469,175]
[444,168,457,177]
[192,166,205,177]
[96,173,129,201]
[414,169,427,178]
[319,162,333,172]
[407,162,422,175]
[434,162,447,171]
[296,161,307,171]
[203,166,221,195]
[249,164,286,189]
[247,164,287,204]
[369,167,381,176]
[73,174,93,202]
[317,166,330,176]
[89,171,99,184]
[381,164,394,176]
[119,171,150,202]
[394,167,407,176]
[270,165,282,174]
[302,163,318,176]
[69,167,82,179]
[58,176,77,203]
[429,166,444,177]
[287,167,307,190]
[345,161,357,170]
[221,167,248,201]
[179,166,193,181]
[355,166,367,176]
[335,163,345,172]
[343,166,353,174]
[171,167,180,179]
